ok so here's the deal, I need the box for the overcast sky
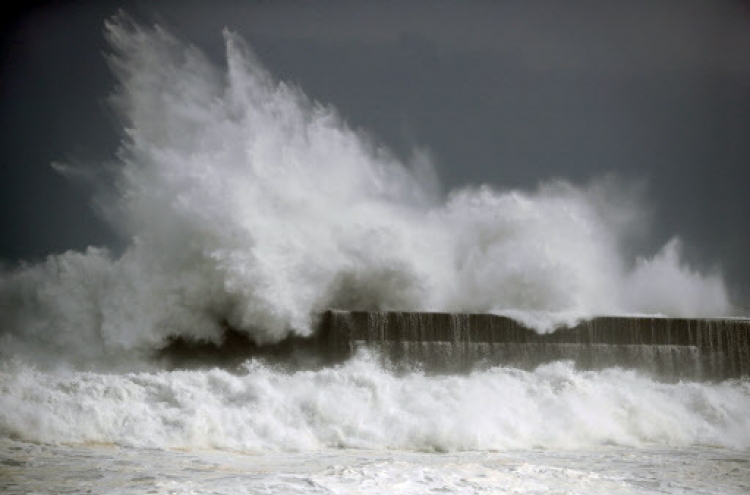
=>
[2,0,749,307]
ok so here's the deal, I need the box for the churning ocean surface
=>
[2,354,750,494]
[1,14,749,494]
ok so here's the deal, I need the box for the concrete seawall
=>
[318,311,750,379]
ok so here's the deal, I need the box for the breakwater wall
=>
[317,311,750,379]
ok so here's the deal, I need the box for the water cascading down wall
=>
[315,311,750,380]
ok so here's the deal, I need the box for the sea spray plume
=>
[624,238,729,316]
[0,15,732,368]
[442,182,624,317]
[103,15,440,341]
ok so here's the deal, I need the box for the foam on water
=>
[1,353,748,452]
[4,440,750,495]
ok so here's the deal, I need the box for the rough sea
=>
[1,14,748,494]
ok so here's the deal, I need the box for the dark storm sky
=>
[2,0,749,307]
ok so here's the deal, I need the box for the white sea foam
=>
[1,354,748,452]
[0,14,732,367]
[3,439,749,495]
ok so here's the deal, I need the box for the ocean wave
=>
[1,354,748,452]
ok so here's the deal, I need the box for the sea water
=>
[2,354,749,494]
[3,441,749,495]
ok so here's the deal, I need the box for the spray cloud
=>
[0,15,731,368]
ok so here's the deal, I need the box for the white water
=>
[2,354,750,494]
[1,354,749,452]
[0,14,733,369]
[3,440,748,495]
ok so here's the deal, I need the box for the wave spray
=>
[0,15,731,369]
